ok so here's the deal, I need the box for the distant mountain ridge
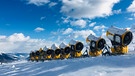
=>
[0,53,29,63]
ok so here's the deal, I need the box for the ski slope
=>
[0,52,135,76]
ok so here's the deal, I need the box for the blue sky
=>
[0,0,135,53]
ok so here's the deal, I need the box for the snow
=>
[59,42,67,49]
[0,53,135,76]
[69,39,76,45]
[43,46,48,51]
[0,26,135,76]
[51,44,58,50]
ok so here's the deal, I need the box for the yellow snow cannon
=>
[35,50,40,61]
[59,42,71,59]
[29,51,35,61]
[69,39,84,58]
[51,44,61,59]
[38,48,46,61]
[86,34,106,56]
[43,46,54,60]
[106,26,133,54]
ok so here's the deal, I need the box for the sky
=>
[0,0,135,53]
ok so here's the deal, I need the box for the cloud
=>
[113,9,121,14]
[40,16,45,20]
[61,17,70,23]
[27,0,50,6]
[127,0,135,12]
[70,19,87,28]
[63,28,73,34]
[34,27,45,32]
[60,0,120,19]
[73,30,96,39]
[8,33,30,42]
[93,25,107,31]
[49,2,57,7]
[89,22,96,27]
[0,33,53,53]
[128,18,134,20]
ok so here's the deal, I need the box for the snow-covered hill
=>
[0,53,135,76]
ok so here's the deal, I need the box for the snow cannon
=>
[29,51,35,61]
[38,48,46,61]
[34,50,40,61]
[69,39,84,58]
[106,26,133,54]
[59,42,71,59]
[51,44,61,59]
[43,46,54,60]
[86,34,106,56]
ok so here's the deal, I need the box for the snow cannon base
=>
[89,50,102,57]
[111,46,128,54]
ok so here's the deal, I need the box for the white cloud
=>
[8,33,30,42]
[128,18,134,20]
[61,17,70,23]
[61,0,120,19]
[94,25,107,31]
[40,16,45,20]
[0,33,53,53]
[0,36,6,40]
[113,9,121,14]
[127,0,135,12]
[63,28,73,34]
[27,0,50,6]
[73,30,96,39]
[49,2,57,7]
[89,22,96,27]
[34,27,45,32]
[70,19,87,28]
[132,13,135,17]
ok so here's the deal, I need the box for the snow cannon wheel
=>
[75,42,84,51]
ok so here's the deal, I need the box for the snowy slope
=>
[0,53,135,76]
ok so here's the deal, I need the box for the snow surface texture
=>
[0,52,135,76]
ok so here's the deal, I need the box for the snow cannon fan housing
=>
[51,44,61,55]
[46,49,54,55]
[69,39,84,52]
[59,43,71,54]
[106,26,133,46]
[86,34,106,51]
[59,42,71,59]
[69,39,84,57]
[51,44,61,59]
[86,34,106,56]
[106,26,133,54]
[43,46,54,59]
[29,51,35,61]
[43,46,54,55]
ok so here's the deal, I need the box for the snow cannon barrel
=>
[59,42,71,59]
[106,26,133,54]
[43,46,54,59]
[69,39,84,58]
[51,44,61,59]
[86,34,106,56]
